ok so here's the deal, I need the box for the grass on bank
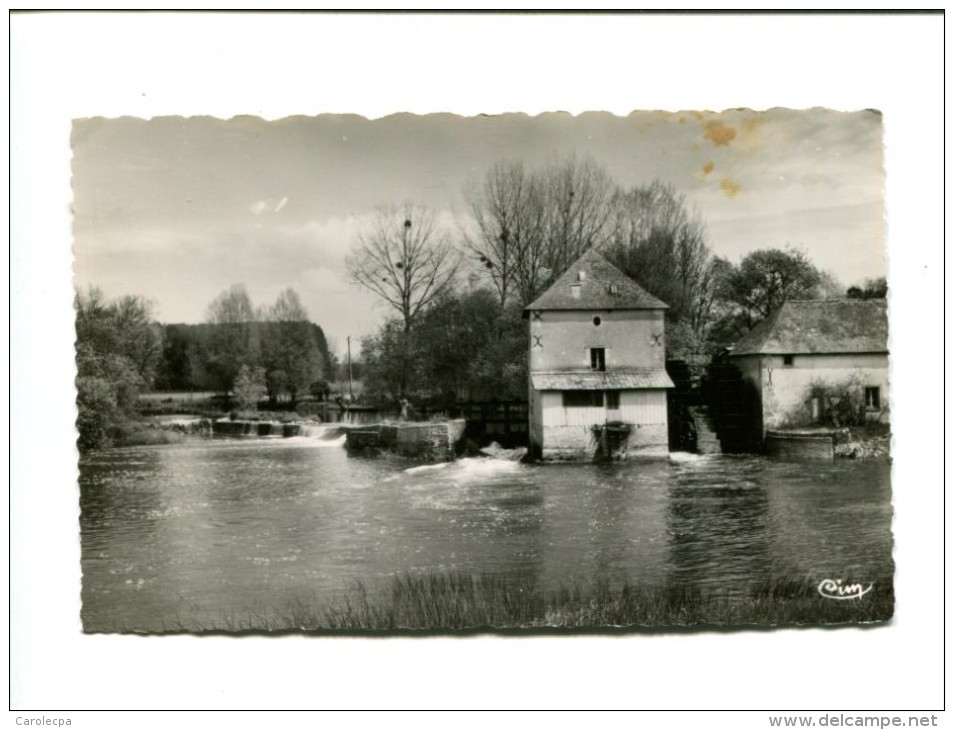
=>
[135,572,894,633]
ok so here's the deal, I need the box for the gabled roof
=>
[731,299,888,356]
[524,248,669,312]
[532,369,674,391]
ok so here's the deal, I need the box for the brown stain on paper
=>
[703,120,737,147]
[720,177,741,198]
[701,161,714,177]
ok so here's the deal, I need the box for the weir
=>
[345,419,467,461]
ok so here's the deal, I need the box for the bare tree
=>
[540,154,616,276]
[462,155,616,307]
[206,284,255,324]
[348,204,461,332]
[463,161,545,308]
[603,181,715,331]
[269,287,309,322]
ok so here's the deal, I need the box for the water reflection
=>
[666,459,772,597]
[79,438,893,632]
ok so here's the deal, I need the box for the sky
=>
[72,108,886,355]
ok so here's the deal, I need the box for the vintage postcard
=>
[72,109,892,633]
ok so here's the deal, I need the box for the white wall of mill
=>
[734,353,890,432]
[540,390,667,427]
[530,309,666,371]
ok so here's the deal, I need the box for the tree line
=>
[155,285,333,405]
[75,284,333,452]
[76,153,886,447]
[348,154,883,407]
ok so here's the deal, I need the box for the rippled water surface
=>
[79,430,893,631]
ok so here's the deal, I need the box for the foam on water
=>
[404,462,453,475]
[390,456,527,486]
[298,424,347,447]
[668,451,716,464]
[446,456,526,484]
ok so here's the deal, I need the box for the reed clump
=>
[257,572,894,632]
[109,571,892,633]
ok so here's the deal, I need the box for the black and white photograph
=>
[72,108,893,633]
[11,11,943,717]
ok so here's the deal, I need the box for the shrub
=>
[808,374,867,427]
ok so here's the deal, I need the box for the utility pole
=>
[347,336,354,402]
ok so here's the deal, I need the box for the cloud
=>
[298,266,350,295]
[250,196,289,215]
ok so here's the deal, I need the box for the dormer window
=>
[608,283,620,295]
[570,284,581,299]
[578,271,586,282]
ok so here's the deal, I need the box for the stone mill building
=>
[524,249,673,460]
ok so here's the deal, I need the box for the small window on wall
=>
[865,386,881,409]
[563,391,603,408]
[605,391,620,410]
[783,354,795,366]
[590,347,606,371]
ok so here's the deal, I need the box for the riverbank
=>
[138,571,893,633]
[835,425,891,460]
[765,424,890,461]
[88,409,329,450]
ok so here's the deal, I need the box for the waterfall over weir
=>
[211,419,347,446]
[298,423,348,447]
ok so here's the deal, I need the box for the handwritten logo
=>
[817,578,873,600]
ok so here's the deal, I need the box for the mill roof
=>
[731,299,888,356]
[531,369,674,391]
[524,248,669,313]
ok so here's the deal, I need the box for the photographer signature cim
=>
[817,578,873,600]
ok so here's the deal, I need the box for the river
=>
[79,427,893,632]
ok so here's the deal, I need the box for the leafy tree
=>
[203,284,260,394]
[361,288,527,407]
[74,287,157,452]
[261,288,324,407]
[717,248,823,329]
[111,295,163,384]
[847,276,888,299]
[233,364,267,411]
[359,320,422,402]
[309,379,332,401]
[602,181,716,347]
[154,324,195,391]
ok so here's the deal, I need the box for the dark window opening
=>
[563,391,604,408]
[605,391,620,409]
[865,386,881,409]
[783,354,795,366]
[593,316,601,326]
[590,347,606,371]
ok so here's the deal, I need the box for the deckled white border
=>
[10,11,944,720]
